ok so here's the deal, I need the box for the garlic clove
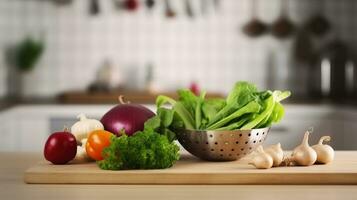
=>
[290,131,317,166]
[80,138,88,148]
[72,145,92,163]
[312,136,334,164]
[71,113,104,142]
[249,146,273,169]
[265,143,284,167]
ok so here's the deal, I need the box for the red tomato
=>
[44,131,77,165]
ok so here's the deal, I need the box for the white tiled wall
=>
[0,0,356,98]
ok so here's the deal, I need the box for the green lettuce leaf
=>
[201,98,226,123]
[154,82,290,131]
[207,101,261,130]
[206,82,259,127]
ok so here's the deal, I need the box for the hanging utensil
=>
[124,0,139,11]
[323,39,349,99]
[145,0,155,10]
[201,0,209,15]
[53,0,73,6]
[164,0,176,18]
[89,0,100,16]
[113,0,139,11]
[304,0,330,36]
[242,0,267,37]
[271,0,295,39]
[213,0,221,12]
[113,0,123,10]
[185,0,194,18]
[293,30,315,62]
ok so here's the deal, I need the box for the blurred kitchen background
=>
[1,0,357,152]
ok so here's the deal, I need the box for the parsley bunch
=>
[98,110,180,170]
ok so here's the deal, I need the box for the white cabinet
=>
[0,114,17,151]
[0,108,50,152]
[18,118,48,152]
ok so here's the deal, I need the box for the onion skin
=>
[100,104,155,136]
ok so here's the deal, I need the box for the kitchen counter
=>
[1,95,357,112]
[1,103,357,152]
[0,99,15,112]
[2,152,357,200]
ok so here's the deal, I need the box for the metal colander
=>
[177,127,270,161]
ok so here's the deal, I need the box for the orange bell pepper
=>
[86,130,113,161]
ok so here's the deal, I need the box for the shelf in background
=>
[57,90,224,104]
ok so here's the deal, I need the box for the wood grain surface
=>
[25,151,357,185]
[2,152,357,200]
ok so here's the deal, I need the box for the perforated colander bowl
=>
[176,127,270,161]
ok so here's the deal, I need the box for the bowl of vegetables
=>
[157,82,290,161]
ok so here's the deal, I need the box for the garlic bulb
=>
[265,143,284,167]
[249,146,273,169]
[72,139,92,163]
[290,131,317,166]
[73,147,91,163]
[312,136,334,164]
[71,114,104,142]
[81,138,88,148]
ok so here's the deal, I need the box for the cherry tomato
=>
[85,130,113,161]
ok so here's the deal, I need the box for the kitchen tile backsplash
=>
[0,0,356,98]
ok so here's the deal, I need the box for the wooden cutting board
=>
[25,151,357,185]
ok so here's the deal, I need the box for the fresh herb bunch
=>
[98,111,180,170]
[156,81,291,131]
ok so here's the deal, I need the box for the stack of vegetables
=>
[43,81,290,170]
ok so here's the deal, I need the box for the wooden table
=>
[2,152,357,200]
